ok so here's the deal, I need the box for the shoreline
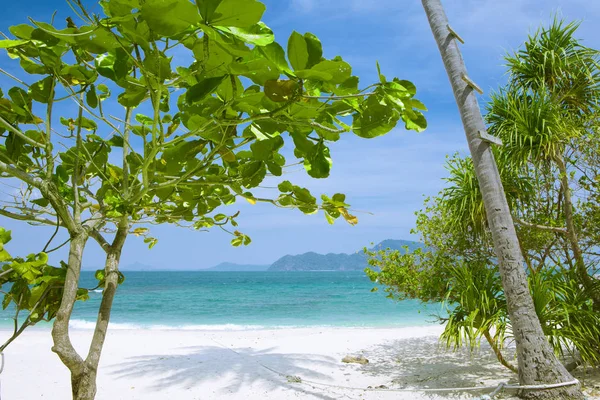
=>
[2,325,598,399]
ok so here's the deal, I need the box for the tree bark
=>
[71,366,98,400]
[69,219,128,400]
[420,1,582,398]
[555,155,600,311]
[51,232,88,375]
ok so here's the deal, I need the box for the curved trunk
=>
[555,156,600,311]
[483,329,518,374]
[420,1,582,398]
[51,233,88,375]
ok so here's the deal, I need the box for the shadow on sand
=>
[108,345,342,399]
[359,336,517,396]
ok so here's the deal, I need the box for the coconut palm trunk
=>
[420,1,582,398]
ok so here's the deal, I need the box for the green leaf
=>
[38,48,61,69]
[250,136,284,161]
[0,40,28,49]
[196,0,222,22]
[278,180,293,192]
[303,140,331,178]
[403,110,427,132]
[304,32,322,68]
[241,160,266,188]
[141,0,201,36]
[9,24,34,39]
[288,31,308,71]
[186,76,225,103]
[28,76,54,104]
[100,0,140,17]
[74,26,122,53]
[221,22,274,46]
[311,60,351,84]
[20,58,49,75]
[353,96,399,138]
[95,50,130,82]
[118,84,147,107]
[97,84,111,100]
[86,85,98,109]
[0,228,12,245]
[295,69,332,81]
[259,43,292,74]
[209,0,266,28]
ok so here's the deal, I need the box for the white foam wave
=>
[69,320,283,331]
[68,319,435,332]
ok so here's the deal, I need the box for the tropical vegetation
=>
[367,18,600,394]
[0,0,427,398]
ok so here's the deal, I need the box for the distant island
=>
[84,239,422,272]
[269,239,422,271]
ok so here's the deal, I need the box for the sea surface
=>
[4,271,441,330]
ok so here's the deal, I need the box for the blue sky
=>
[1,0,599,269]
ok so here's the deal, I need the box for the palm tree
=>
[420,1,582,398]
[487,20,600,311]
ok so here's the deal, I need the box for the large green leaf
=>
[353,96,399,138]
[304,141,331,178]
[221,22,274,46]
[209,0,265,28]
[258,43,292,74]
[141,0,201,36]
[186,76,226,103]
[95,50,130,82]
[28,77,54,104]
[304,32,322,68]
[287,31,308,71]
[196,0,223,23]
[100,0,140,17]
[311,60,351,84]
[74,26,122,53]
[0,40,28,49]
[8,25,34,40]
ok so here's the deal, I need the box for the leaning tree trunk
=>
[420,1,582,398]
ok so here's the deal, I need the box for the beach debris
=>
[342,355,369,364]
[286,375,302,383]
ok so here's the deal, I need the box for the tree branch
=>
[513,217,567,234]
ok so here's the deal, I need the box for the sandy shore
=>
[2,325,599,400]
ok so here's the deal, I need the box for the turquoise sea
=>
[4,271,440,330]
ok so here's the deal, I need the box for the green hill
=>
[268,239,422,271]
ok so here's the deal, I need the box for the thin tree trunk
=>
[69,221,129,400]
[420,1,582,398]
[555,155,600,311]
[483,329,518,373]
[51,232,88,375]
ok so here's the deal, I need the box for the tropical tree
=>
[367,155,600,373]
[419,1,581,398]
[0,0,427,398]
[487,19,600,310]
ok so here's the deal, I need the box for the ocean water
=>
[4,271,441,330]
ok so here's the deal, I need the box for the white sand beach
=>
[2,325,599,400]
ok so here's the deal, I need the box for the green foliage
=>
[0,0,427,240]
[367,18,600,371]
[0,228,89,350]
